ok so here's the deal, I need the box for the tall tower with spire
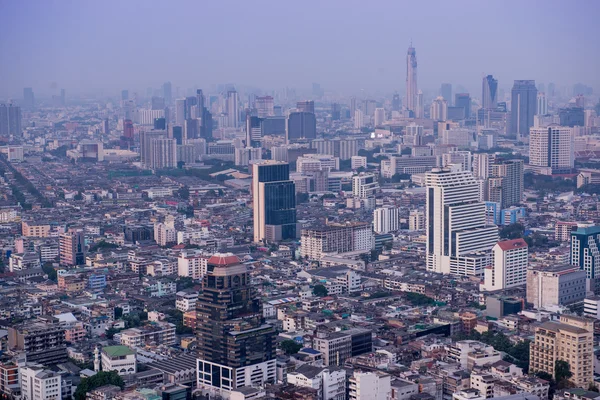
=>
[406,44,418,115]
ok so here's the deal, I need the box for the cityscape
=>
[1,1,600,400]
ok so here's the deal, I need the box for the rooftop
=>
[102,345,135,358]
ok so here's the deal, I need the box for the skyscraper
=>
[0,104,22,137]
[482,75,498,110]
[59,230,86,266]
[162,82,172,105]
[286,112,316,143]
[23,87,35,109]
[297,100,315,114]
[227,90,239,128]
[196,253,276,394]
[488,160,524,208]
[415,90,424,119]
[406,45,418,114]
[454,93,471,119]
[246,115,263,148]
[441,83,452,105]
[536,92,548,115]
[571,226,600,288]
[175,99,186,125]
[255,96,274,118]
[510,80,537,138]
[123,119,134,140]
[425,166,499,276]
[430,97,448,121]
[121,89,129,101]
[529,125,574,174]
[373,206,399,234]
[252,161,298,243]
[392,93,401,112]
[151,96,165,110]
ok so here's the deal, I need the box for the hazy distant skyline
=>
[1,0,599,99]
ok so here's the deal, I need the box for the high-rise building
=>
[331,103,341,120]
[415,90,424,119]
[425,166,498,275]
[121,89,129,101]
[529,315,594,387]
[23,87,35,109]
[123,119,134,140]
[196,253,276,394]
[348,371,391,400]
[138,109,165,126]
[153,117,166,130]
[227,90,239,128]
[536,92,548,115]
[571,226,600,288]
[455,93,471,119]
[392,93,401,111]
[151,96,165,110]
[405,45,418,114]
[354,109,364,129]
[149,138,177,169]
[255,96,274,118]
[301,222,373,260]
[472,153,492,179]
[482,75,498,110]
[481,239,528,292]
[510,80,537,138]
[558,107,585,127]
[526,265,586,309]
[297,100,315,114]
[19,365,62,400]
[162,82,172,105]
[373,206,399,234]
[59,230,86,266]
[246,115,263,148]
[0,104,22,137]
[441,83,452,105]
[488,160,524,208]
[252,161,298,243]
[374,108,385,127]
[175,99,186,125]
[430,97,448,121]
[286,112,316,143]
[352,173,379,199]
[529,125,574,174]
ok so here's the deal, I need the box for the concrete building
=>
[488,160,524,208]
[59,230,86,266]
[115,322,176,347]
[373,206,399,234]
[555,221,578,242]
[425,166,498,276]
[352,173,379,199]
[301,222,373,260]
[177,251,208,279]
[481,239,528,292]
[20,364,62,400]
[101,346,137,376]
[529,125,574,175]
[351,156,367,170]
[526,265,586,309]
[405,45,418,115]
[571,226,600,286]
[287,365,346,400]
[8,322,68,365]
[447,340,502,370]
[529,315,594,386]
[430,96,448,121]
[408,209,425,231]
[348,371,391,400]
[583,296,600,319]
[511,80,537,139]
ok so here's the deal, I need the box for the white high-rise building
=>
[352,173,379,198]
[425,166,499,275]
[473,153,492,179]
[537,92,548,115]
[20,365,62,400]
[529,125,574,174]
[138,109,165,125]
[373,206,399,234]
[354,109,364,129]
[271,146,289,162]
[442,151,472,172]
[409,209,425,231]
[430,96,448,121]
[178,251,208,280]
[374,108,385,127]
[481,239,528,292]
[406,45,418,114]
[175,98,186,125]
[226,90,239,128]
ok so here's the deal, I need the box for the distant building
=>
[526,265,586,309]
[301,222,373,260]
[287,112,317,143]
[529,125,574,174]
[406,45,418,114]
[59,230,85,266]
[571,226,600,289]
[0,104,22,137]
[510,80,537,138]
[482,75,498,110]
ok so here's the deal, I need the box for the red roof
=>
[496,238,528,251]
[207,253,241,266]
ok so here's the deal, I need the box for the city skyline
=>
[1,1,599,98]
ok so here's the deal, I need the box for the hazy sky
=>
[1,0,599,99]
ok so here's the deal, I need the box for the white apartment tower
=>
[529,125,574,174]
[430,96,448,121]
[373,206,399,234]
[481,239,528,292]
[425,166,499,275]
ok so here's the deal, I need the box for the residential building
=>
[115,322,176,347]
[583,296,600,319]
[430,97,448,121]
[176,291,198,312]
[526,265,586,309]
[555,221,578,242]
[488,160,524,208]
[0,362,19,398]
[20,364,62,400]
[348,371,391,400]
[425,166,498,276]
[481,239,528,292]
[287,365,346,400]
[351,156,367,170]
[196,254,276,395]
[252,160,298,243]
[373,206,399,234]
[571,226,600,286]
[301,222,373,260]
[529,125,573,174]
[409,209,425,231]
[178,251,208,280]
[0,104,22,137]
[447,340,502,370]
[529,315,594,386]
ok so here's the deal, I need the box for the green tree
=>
[589,383,599,393]
[74,371,124,400]
[42,263,57,281]
[499,223,525,239]
[114,307,123,319]
[555,360,572,388]
[405,292,436,306]
[178,185,190,200]
[280,339,303,355]
[312,284,328,297]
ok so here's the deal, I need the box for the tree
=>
[42,263,57,282]
[178,185,190,200]
[312,284,328,297]
[401,147,412,155]
[74,371,124,400]
[280,339,303,355]
[499,223,525,239]
[555,360,572,388]
[405,292,436,306]
[534,371,553,382]
[114,307,123,319]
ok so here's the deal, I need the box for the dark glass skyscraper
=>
[297,100,315,114]
[510,80,537,138]
[482,75,498,110]
[559,107,585,127]
[286,112,316,143]
[454,93,471,119]
[246,115,262,148]
[0,104,22,137]
[196,253,276,393]
[252,161,298,242]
